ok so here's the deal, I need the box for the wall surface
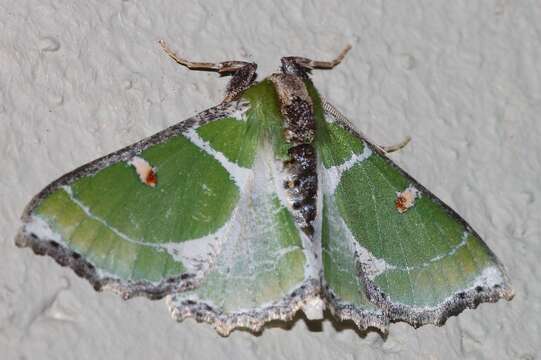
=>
[1,1,539,359]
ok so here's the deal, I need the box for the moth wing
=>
[17,98,318,335]
[316,103,513,329]
[17,101,251,298]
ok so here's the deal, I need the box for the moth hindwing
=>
[16,43,512,336]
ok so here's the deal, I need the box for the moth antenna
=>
[313,44,352,69]
[159,40,257,102]
[159,40,226,72]
[322,99,411,154]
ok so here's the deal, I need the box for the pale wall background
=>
[1,1,539,359]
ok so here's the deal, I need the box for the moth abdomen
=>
[282,143,318,236]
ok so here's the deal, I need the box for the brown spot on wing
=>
[395,185,420,213]
[145,169,158,187]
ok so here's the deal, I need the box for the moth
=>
[16,41,513,336]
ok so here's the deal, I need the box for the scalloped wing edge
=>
[360,261,514,327]
[15,229,198,300]
[167,278,388,336]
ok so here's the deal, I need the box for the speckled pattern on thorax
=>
[270,73,318,236]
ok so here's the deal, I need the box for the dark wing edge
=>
[322,287,388,332]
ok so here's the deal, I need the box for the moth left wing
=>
[17,93,320,335]
[315,100,513,330]
[16,101,254,299]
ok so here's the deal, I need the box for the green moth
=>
[16,41,513,336]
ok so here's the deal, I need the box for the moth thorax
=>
[269,73,316,145]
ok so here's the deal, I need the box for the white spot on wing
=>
[302,297,326,320]
[24,215,64,244]
[229,99,250,121]
[473,266,505,288]
[128,156,157,187]
[352,239,390,280]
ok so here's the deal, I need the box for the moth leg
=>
[322,99,411,154]
[379,136,411,153]
[159,40,257,103]
[281,45,352,76]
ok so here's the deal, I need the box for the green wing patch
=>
[197,117,260,168]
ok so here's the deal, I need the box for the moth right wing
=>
[316,101,513,331]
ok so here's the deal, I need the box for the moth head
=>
[280,57,312,78]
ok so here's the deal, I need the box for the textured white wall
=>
[1,1,539,359]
